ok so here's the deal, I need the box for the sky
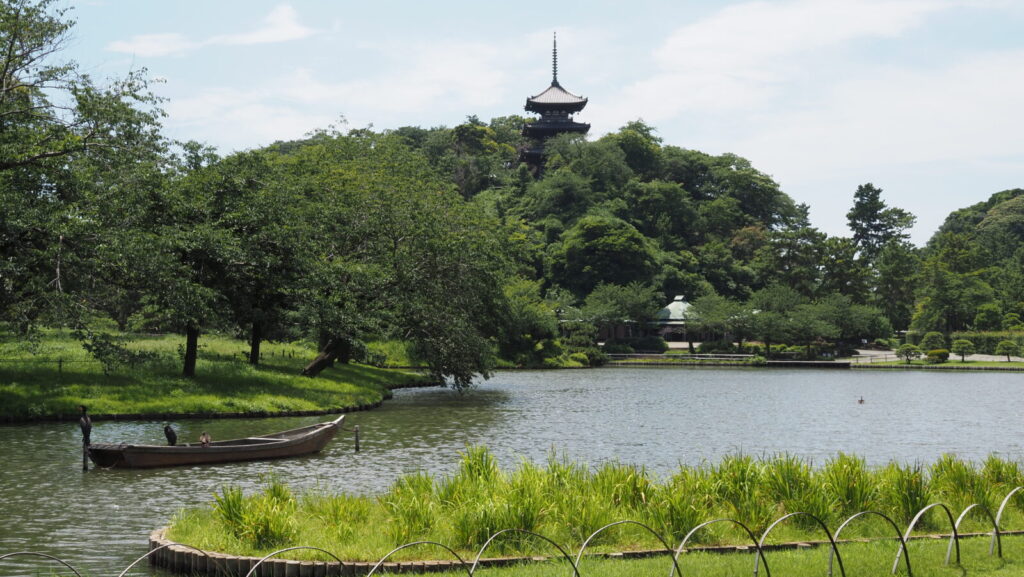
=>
[69,0,1024,245]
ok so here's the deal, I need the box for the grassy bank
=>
[167,448,1024,563]
[0,331,427,420]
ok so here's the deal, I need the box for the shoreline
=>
[146,526,1024,577]
[0,379,440,425]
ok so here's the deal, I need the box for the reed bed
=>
[167,448,1024,562]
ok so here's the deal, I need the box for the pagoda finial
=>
[552,32,559,86]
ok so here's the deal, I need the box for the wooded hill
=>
[3,0,1022,383]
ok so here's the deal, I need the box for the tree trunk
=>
[249,320,262,366]
[183,326,199,378]
[317,332,334,370]
[302,336,353,377]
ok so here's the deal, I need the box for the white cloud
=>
[161,39,510,149]
[740,50,1024,180]
[594,0,956,130]
[106,33,196,58]
[106,4,315,57]
[209,5,315,46]
[654,0,951,72]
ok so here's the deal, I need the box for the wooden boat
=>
[87,415,345,469]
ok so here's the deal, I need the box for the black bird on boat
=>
[164,424,177,446]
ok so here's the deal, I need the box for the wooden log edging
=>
[149,527,1024,577]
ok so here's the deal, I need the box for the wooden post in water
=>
[354,425,360,453]
[82,441,88,472]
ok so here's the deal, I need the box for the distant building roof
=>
[653,296,691,325]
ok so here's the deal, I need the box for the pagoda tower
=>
[520,33,590,169]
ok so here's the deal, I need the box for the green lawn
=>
[410,535,1024,577]
[0,330,427,419]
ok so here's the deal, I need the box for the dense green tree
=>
[295,136,511,389]
[846,183,915,262]
[911,256,995,334]
[496,277,559,366]
[616,180,698,250]
[515,168,597,224]
[873,241,920,331]
[816,293,891,346]
[551,215,658,297]
[1004,313,1024,331]
[0,0,164,330]
[687,293,742,343]
[609,120,663,180]
[819,237,871,301]
[789,302,840,359]
[582,282,662,338]
[748,283,805,358]
[182,150,315,365]
[697,240,753,300]
[752,204,824,297]
[973,302,1003,331]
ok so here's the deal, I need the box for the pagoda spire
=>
[519,32,589,172]
[552,32,559,86]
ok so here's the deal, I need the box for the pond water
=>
[1,367,1022,575]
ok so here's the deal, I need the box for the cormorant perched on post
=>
[164,424,177,446]
[78,405,92,445]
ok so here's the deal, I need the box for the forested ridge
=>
[3,0,1023,386]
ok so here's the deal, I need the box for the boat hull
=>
[87,415,344,469]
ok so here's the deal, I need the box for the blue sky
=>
[71,0,1024,245]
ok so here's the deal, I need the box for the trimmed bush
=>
[919,332,946,351]
[925,349,949,364]
[950,339,975,362]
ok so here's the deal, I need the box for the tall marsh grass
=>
[167,449,1024,562]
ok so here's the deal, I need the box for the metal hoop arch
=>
[117,541,224,577]
[0,551,84,577]
[367,541,471,577]
[893,503,959,574]
[572,520,680,577]
[994,486,1024,534]
[243,546,346,577]
[671,518,768,577]
[469,529,580,577]
[754,512,844,577]
[952,503,1001,559]
[830,511,911,577]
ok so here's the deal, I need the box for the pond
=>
[1,367,1022,575]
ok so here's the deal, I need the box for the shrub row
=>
[949,332,1024,355]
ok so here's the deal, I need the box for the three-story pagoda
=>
[520,34,590,169]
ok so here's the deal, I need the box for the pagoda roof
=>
[527,82,587,106]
